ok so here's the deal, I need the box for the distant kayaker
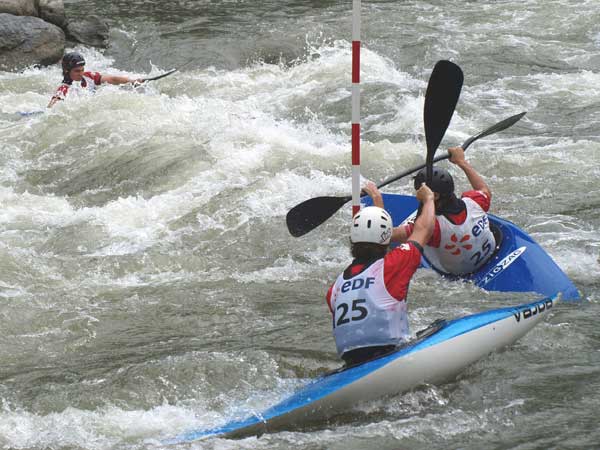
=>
[395,146,496,275]
[48,52,142,108]
[326,181,435,367]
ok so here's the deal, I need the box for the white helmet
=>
[350,206,393,245]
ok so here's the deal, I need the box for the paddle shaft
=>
[375,111,526,191]
[141,68,177,83]
[139,59,198,83]
[285,112,525,237]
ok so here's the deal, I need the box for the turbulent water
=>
[1,0,599,448]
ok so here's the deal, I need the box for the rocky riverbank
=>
[0,0,109,70]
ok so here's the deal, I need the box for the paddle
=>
[139,68,178,83]
[286,111,526,237]
[286,60,463,237]
[136,59,197,84]
[377,111,526,187]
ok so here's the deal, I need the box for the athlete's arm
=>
[407,183,434,247]
[101,75,143,85]
[361,181,383,208]
[363,180,412,241]
[47,97,59,108]
[391,224,409,243]
[448,146,491,200]
[47,84,68,108]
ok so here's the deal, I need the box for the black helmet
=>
[413,167,454,194]
[62,52,85,75]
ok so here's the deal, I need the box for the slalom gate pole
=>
[351,0,361,216]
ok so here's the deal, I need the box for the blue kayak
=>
[164,295,558,443]
[18,110,45,117]
[363,194,580,301]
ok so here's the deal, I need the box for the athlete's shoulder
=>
[383,242,422,301]
[52,83,70,100]
[386,242,422,264]
[84,71,102,85]
[462,190,491,212]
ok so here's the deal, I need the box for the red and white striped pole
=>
[351,0,361,216]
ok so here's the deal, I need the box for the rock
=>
[0,0,66,28]
[0,0,38,17]
[39,0,66,28]
[65,15,108,48]
[0,13,65,70]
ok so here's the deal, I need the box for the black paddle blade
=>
[424,60,464,183]
[462,111,526,150]
[141,68,178,83]
[286,195,351,237]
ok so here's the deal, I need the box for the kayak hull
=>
[365,194,580,301]
[165,296,558,443]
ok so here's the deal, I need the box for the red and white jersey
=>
[326,242,422,356]
[423,196,495,275]
[52,72,102,101]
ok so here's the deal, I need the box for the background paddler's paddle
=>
[285,112,524,237]
[136,59,197,84]
[286,60,464,237]
[139,68,178,83]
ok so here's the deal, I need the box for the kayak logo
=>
[513,298,554,322]
[479,246,527,287]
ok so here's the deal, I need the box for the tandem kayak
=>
[364,193,580,301]
[164,295,558,444]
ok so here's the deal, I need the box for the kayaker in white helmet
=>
[325,181,435,367]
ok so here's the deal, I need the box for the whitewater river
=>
[1,1,599,448]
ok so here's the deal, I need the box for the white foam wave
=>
[0,403,200,449]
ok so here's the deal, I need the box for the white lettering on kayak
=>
[477,246,527,287]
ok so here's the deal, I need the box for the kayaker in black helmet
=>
[48,52,143,108]
[391,146,496,275]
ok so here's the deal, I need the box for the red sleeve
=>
[84,71,102,85]
[403,219,441,248]
[52,84,69,100]
[462,190,490,212]
[429,219,441,248]
[383,242,422,301]
[326,284,334,314]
